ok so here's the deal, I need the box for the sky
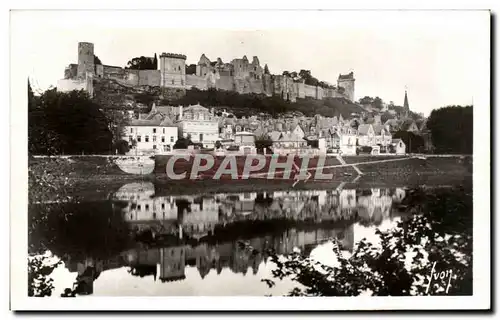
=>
[11,10,489,116]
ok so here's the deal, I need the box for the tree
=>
[186,64,197,75]
[264,64,270,75]
[94,55,102,65]
[125,56,156,70]
[254,134,273,153]
[393,131,425,153]
[29,88,113,155]
[372,97,384,109]
[381,112,394,123]
[426,105,472,154]
[262,186,473,296]
[113,140,130,155]
[173,135,194,149]
[153,53,158,69]
[103,109,130,146]
[299,69,319,86]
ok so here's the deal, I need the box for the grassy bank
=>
[29,155,472,200]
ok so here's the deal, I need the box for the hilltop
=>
[92,77,365,119]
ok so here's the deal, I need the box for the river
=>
[28,180,473,297]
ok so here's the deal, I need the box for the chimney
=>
[179,105,183,120]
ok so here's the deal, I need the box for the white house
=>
[124,117,178,155]
[391,139,406,155]
[234,131,256,146]
[338,126,357,155]
[232,131,257,154]
[178,104,219,148]
[357,124,392,148]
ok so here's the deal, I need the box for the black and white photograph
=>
[9,7,491,312]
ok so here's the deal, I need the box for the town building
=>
[357,124,391,147]
[178,104,219,148]
[123,117,178,155]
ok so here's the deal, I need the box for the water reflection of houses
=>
[60,185,410,294]
[113,182,408,237]
[357,188,393,226]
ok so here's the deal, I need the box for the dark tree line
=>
[163,88,363,118]
[125,54,158,70]
[28,81,128,155]
[393,131,425,153]
[282,69,334,89]
[426,105,473,154]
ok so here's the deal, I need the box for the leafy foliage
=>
[94,55,102,65]
[186,64,197,75]
[165,88,364,118]
[28,255,62,297]
[125,55,157,70]
[29,86,114,155]
[262,186,473,296]
[393,131,425,153]
[173,135,194,149]
[426,106,473,154]
[255,134,274,153]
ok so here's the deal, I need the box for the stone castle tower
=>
[337,72,355,101]
[160,53,187,87]
[77,42,95,79]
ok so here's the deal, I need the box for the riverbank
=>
[29,155,472,200]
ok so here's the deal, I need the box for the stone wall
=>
[216,75,234,91]
[248,79,264,94]
[304,84,317,99]
[262,74,273,96]
[186,74,208,90]
[95,64,104,78]
[64,64,78,79]
[138,70,161,87]
[57,78,88,92]
[102,66,141,86]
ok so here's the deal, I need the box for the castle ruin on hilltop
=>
[57,42,355,103]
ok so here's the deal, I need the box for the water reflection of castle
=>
[113,182,407,238]
[64,225,352,295]
[62,184,408,295]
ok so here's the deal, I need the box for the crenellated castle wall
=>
[60,42,353,103]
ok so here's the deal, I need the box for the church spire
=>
[403,88,410,117]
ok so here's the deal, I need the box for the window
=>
[130,128,133,133]
[145,135,149,142]
[181,80,184,85]
[137,205,141,211]
[153,136,157,142]
[172,79,174,85]
[161,203,165,209]
[145,204,149,211]
[137,136,141,142]
[153,128,156,134]
[153,145,156,149]
[163,128,165,134]
[129,136,133,142]
[161,136,165,143]
[199,133,204,141]
[170,136,174,142]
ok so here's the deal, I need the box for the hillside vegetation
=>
[93,78,365,118]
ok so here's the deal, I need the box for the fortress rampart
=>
[58,42,355,102]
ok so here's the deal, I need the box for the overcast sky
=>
[11,10,489,116]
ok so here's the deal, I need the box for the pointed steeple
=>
[403,89,410,118]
